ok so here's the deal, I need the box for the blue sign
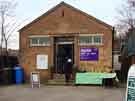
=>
[80,48,98,61]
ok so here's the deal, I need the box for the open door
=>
[54,41,74,74]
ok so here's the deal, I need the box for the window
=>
[79,36,92,45]
[93,36,102,44]
[38,37,49,45]
[31,37,38,45]
[79,34,103,45]
[29,36,50,46]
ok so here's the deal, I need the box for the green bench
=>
[75,72,116,85]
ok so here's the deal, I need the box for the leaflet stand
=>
[31,72,40,88]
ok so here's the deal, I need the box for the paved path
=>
[0,85,126,101]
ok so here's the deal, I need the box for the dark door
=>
[55,43,74,74]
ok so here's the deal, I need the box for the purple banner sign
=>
[80,48,99,61]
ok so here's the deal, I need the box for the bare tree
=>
[116,0,135,37]
[128,0,135,8]
[0,0,18,67]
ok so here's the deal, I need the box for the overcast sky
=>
[7,0,123,49]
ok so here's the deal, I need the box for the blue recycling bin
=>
[14,66,23,85]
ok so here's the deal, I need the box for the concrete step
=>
[47,79,74,85]
[48,79,74,82]
[48,74,74,85]
[53,74,65,79]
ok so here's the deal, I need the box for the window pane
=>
[39,37,49,45]
[93,36,102,44]
[31,38,38,44]
[88,36,92,43]
[79,36,92,44]
[29,36,50,46]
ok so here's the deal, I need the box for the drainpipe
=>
[112,27,115,70]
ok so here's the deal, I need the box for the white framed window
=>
[29,35,50,46]
[79,34,103,45]
[79,36,93,45]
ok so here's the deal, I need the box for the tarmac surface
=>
[0,85,126,101]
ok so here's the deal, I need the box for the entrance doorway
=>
[54,37,74,74]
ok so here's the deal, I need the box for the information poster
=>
[80,48,98,61]
[32,74,39,82]
[31,72,40,88]
[37,54,48,69]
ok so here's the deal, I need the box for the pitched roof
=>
[19,2,113,32]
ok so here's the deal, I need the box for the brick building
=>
[19,2,113,82]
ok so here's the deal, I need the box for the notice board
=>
[80,48,99,61]
[37,54,48,69]
[31,72,40,88]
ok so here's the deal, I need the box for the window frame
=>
[79,34,103,45]
[29,35,50,47]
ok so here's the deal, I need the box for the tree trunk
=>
[0,12,5,68]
